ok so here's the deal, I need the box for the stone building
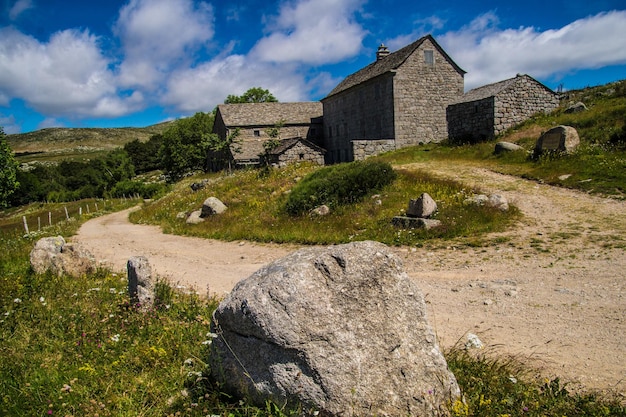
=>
[446,74,559,142]
[213,102,323,166]
[321,34,465,163]
[266,137,326,167]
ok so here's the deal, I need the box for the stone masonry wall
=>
[274,142,325,167]
[352,140,396,161]
[393,38,464,147]
[446,97,495,142]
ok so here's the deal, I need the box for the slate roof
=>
[452,74,557,104]
[216,102,323,127]
[325,34,465,99]
[269,137,326,155]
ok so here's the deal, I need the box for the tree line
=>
[0,88,277,208]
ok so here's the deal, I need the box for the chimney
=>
[376,44,390,61]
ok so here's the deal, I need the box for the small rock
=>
[558,174,572,181]
[483,299,493,306]
[311,204,330,216]
[488,194,509,211]
[201,197,227,217]
[186,210,204,224]
[564,102,587,113]
[494,141,523,154]
[465,333,484,349]
[127,256,154,309]
[407,193,437,218]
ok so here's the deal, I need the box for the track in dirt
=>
[72,164,626,396]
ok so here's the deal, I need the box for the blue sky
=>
[1,0,625,134]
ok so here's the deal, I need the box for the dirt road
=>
[72,163,625,396]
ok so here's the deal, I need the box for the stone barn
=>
[321,34,465,163]
[266,137,326,167]
[446,74,559,142]
[213,102,323,167]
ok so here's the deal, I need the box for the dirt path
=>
[72,164,626,396]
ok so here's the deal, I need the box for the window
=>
[253,130,260,137]
[299,153,305,160]
[424,50,434,66]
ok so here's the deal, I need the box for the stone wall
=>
[273,141,325,167]
[393,38,464,148]
[447,75,559,142]
[352,139,396,160]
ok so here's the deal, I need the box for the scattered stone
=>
[488,194,509,211]
[127,256,154,308]
[558,174,572,181]
[534,125,580,155]
[494,141,523,154]
[483,299,494,306]
[186,210,204,224]
[392,216,442,230]
[505,289,518,297]
[201,197,228,217]
[407,192,437,218]
[190,179,209,192]
[311,204,330,216]
[176,211,187,220]
[30,236,96,277]
[465,333,484,350]
[564,102,587,114]
[209,241,460,416]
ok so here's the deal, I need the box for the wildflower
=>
[39,296,47,306]
[109,288,117,294]
[111,334,120,343]
[201,340,212,345]
[13,298,21,303]
[206,332,218,338]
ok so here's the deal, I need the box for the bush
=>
[284,160,397,215]
[110,180,167,199]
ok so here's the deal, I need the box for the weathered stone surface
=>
[186,210,204,224]
[534,125,580,155]
[201,197,228,217]
[407,192,437,218]
[564,102,587,113]
[30,236,96,277]
[488,194,509,211]
[209,241,459,416]
[127,256,154,308]
[463,194,489,206]
[494,141,523,154]
[311,204,330,216]
[392,216,442,230]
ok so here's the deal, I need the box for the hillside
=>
[7,121,173,163]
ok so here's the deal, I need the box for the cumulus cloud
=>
[0,27,136,118]
[439,10,626,90]
[251,0,367,64]
[114,0,215,89]
[0,114,20,134]
[9,0,34,20]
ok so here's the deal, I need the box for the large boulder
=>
[209,241,459,416]
[201,197,227,217]
[534,125,580,155]
[30,236,96,277]
[127,256,154,308]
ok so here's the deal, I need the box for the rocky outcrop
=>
[30,236,96,277]
[209,241,459,416]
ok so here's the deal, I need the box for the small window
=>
[299,153,305,160]
[253,130,260,137]
[424,50,434,66]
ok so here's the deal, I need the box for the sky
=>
[1,0,625,134]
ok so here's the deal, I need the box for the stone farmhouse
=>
[446,74,559,142]
[212,35,559,168]
[322,34,465,163]
[266,137,326,167]
[213,102,323,166]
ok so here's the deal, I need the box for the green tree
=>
[123,134,164,173]
[206,128,241,174]
[0,127,19,207]
[160,112,214,180]
[224,87,278,104]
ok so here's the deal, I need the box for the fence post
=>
[95,203,99,211]
[79,207,82,216]
[48,212,52,226]
[23,216,29,235]
[38,217,41,231]
[64,206,69,221]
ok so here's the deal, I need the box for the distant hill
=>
[7,121,174,163]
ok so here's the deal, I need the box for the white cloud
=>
[9,0,34,20]
[114,0,215,89]
[0,114,20,134]
[0,27,128,117]
[162,54,311,112]
[251,0,367,64]
[37,117,65,130]
[439,10,626,90]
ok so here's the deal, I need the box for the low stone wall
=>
[351,139,396,160]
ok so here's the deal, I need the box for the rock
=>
[564,102,587,113]
[190,179,209,192]
[30,236,96,277]
[465,333,484,350]
[127,256,154,308]
[186,210,204,224]
[534,125,580,155]
[407,192,437,218]
[488,194,509,211]
[201,197,228,217]
[392,216,442,230]
[494,141,523,154]
[311,204,330,216]
[176,211,187,220]
[209,241,459,416]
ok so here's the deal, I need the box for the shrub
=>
[284,160,397,215]
[110,180,166,199]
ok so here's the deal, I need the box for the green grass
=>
[130,163,519,246]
